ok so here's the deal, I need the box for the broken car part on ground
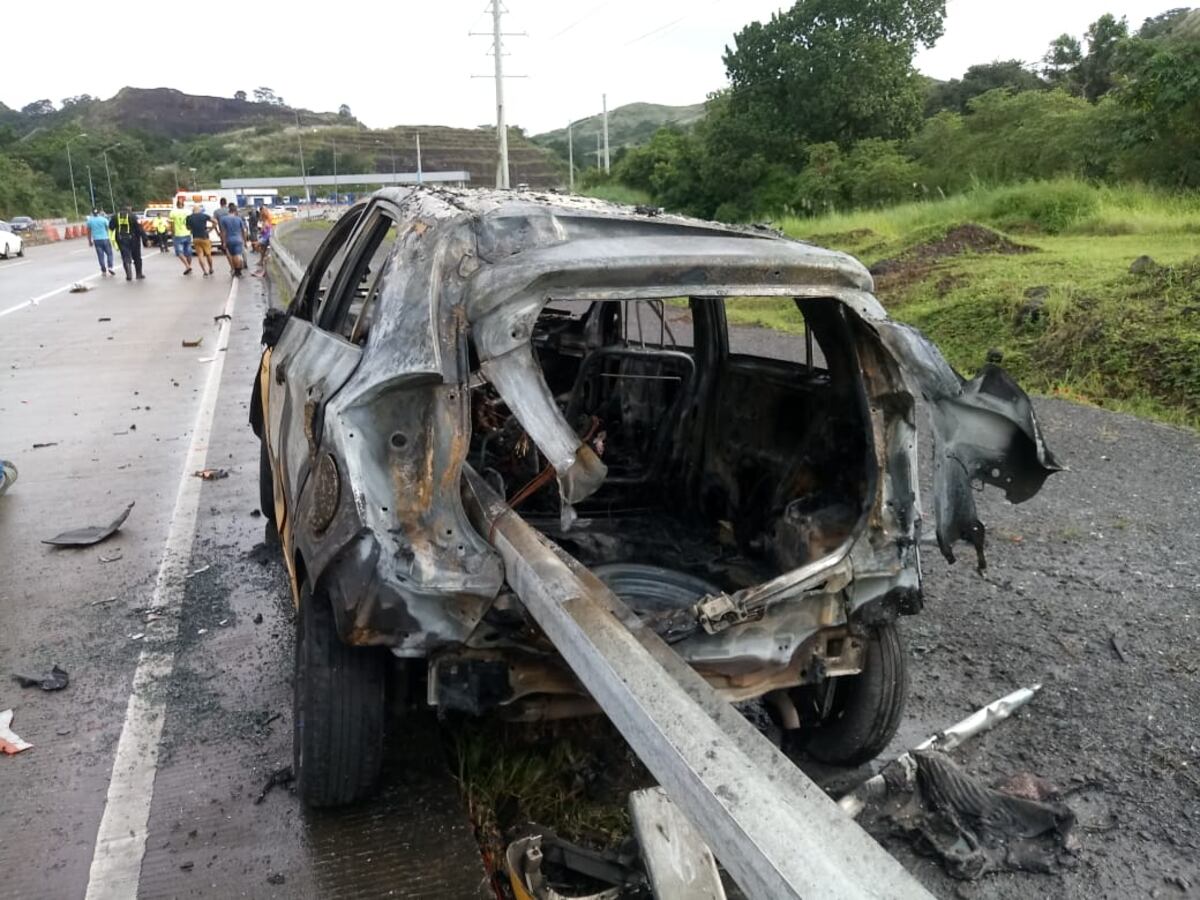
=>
[252,188,1059,886]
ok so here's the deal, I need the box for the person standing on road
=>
[86,208,116,277]
[110,205,145,281]
[255,205,274,273]
[155,215,170,253]
[220,203,248,278]
[247,205,260,245]
[168,197,193,275]
[185,204,216,276]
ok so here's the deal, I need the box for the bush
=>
[986,180,1100,233]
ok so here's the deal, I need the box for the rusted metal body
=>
[252,187,1059,718]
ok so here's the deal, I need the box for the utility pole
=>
[602,93,610,174]
[86,165,96,209]
[416,132,423,184]
[295,110,311,205]
[567,121,574,193]
[595,132,602,169]
[471,1,525,189]
[102,142,121,212]
[65,132,87,219]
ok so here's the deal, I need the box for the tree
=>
[61,94,95,109]
[1079,14,1129,101]
[20,99,55,117]
[234,90,247,101]
[338,104,352,118]
[926,60,1044,114]
[1043,34,1083,92]
[253,87,284,106]
[1136,8,1190,41]
[720,0,948,162]
[1113,36,1200,186]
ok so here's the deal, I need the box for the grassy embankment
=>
[747,179,1200,427]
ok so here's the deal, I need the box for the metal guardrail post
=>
[461,467,933,900]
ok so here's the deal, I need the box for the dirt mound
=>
[870,224,1037,286]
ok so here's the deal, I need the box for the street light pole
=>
[416,132,423,184]
[294,110,311,205]
[66,133,87,218]
[101,142,121,212]
[86,165,96,208]
[567,121,574,193]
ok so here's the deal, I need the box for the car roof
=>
[368,186,875,297]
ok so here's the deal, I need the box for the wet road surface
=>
[0,240,488,898]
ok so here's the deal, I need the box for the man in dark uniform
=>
[110,205,145,281]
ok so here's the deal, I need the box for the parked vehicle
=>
[251,188,1061,806]
[141,206,173,247]
[0,222,24,259]
[8,216,36,233]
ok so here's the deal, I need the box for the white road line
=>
[84,278,241,900]
[0,273,102,318]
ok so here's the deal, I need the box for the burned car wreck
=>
[251,188,1060,805]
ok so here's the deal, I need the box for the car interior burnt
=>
[467,296,873,599]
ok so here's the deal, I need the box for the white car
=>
[0,222,24,259]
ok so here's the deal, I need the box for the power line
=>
[548,2,608,39]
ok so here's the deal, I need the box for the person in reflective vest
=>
[155,215,170,252]
[110,206,144,280]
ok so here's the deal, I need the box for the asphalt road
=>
[0,239,487,899]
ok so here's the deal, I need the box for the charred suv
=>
[251,188,1060,806]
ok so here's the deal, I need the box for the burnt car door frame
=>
[264,200,402,590]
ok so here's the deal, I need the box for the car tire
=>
[15,245,22,257]
[293,581,388,807]
[259,440,279,544]
[790,623,908,766]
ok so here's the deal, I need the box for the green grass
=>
[770,179,1200,428]
[580,183,653,206]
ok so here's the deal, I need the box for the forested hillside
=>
[599,4,1200,221]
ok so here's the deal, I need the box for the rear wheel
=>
[293,582,388,807]
[790,623,908,766]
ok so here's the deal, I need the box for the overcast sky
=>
[4,1,1181,135]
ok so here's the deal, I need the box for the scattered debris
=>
[250,508,262,518]
[840,684,1042,816]
[186,564,211,578]
[218,618,229,626]
[0,709,33,754]
[98,317,111,322]
[181,337,203,348]
[129,633,145,641]
[31,442,58,449]
[253,613,264,625]
[0,460,16,496]
[69,282,92,293]
[253,765,294,804]
[197,356,215,363]
[192,468,229,481]
[1109,634,1130,663]
[213,313,232,324]
[1129,255,1159,275]
[1014,286,1049,326]
[267,873,286,885]
[98,552,123,564]
[179,861,195,872]
[90,596,119,606]
[197,628,208,636]
[505,828,643,900]
[43,501,135,547]
[12,665,69,691]
[884,751,1077,880]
